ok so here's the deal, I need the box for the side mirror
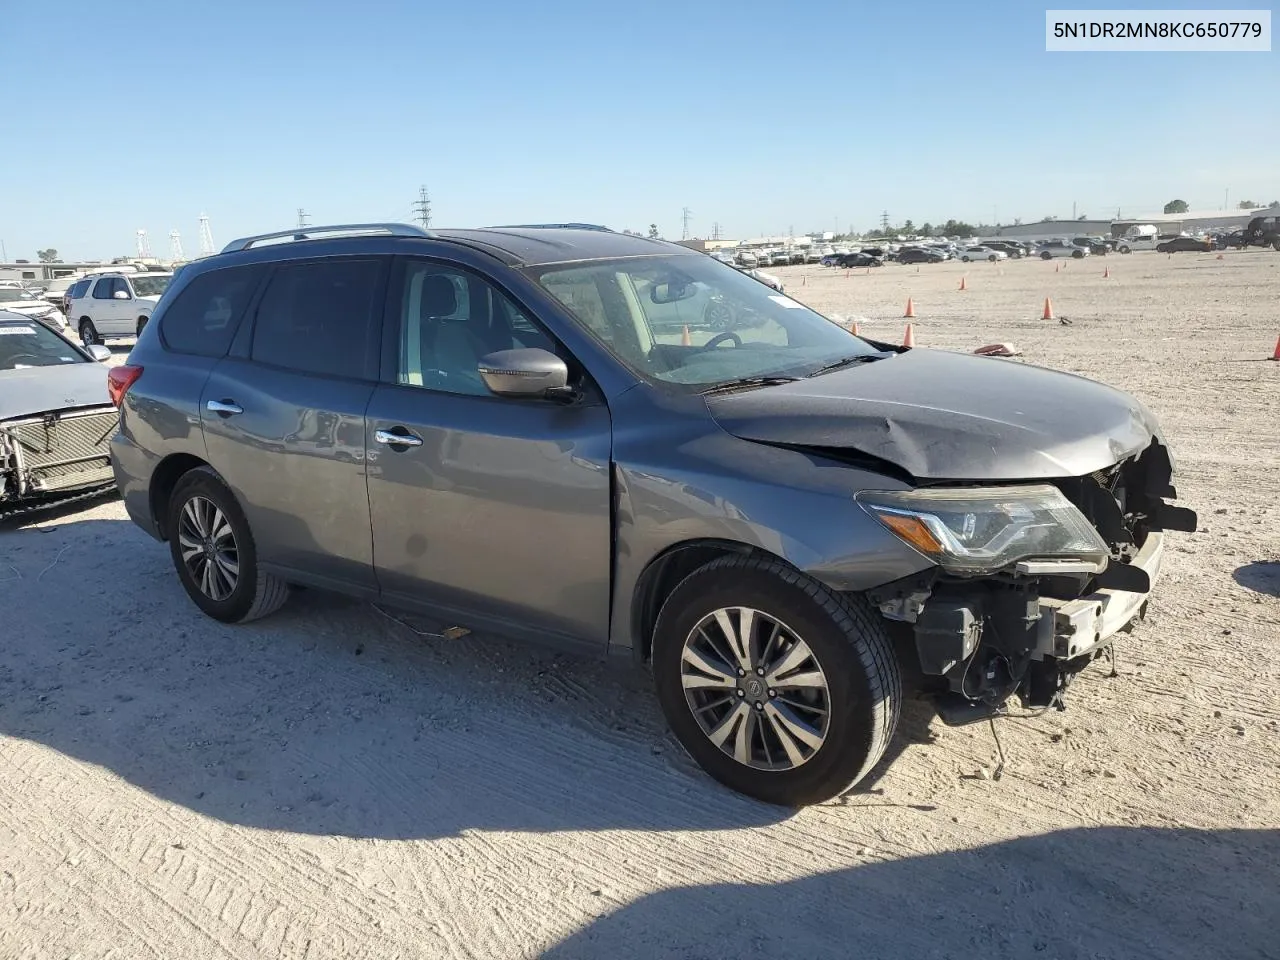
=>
[477,348,571,399]
[87,344,112,362]
[113,290,130,300]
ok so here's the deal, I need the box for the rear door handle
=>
[375,428,423,448]
[207,399,243,416]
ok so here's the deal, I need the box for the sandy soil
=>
[2,249,1278,960]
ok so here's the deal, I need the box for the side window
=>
[112,277,132,298]
[92,278,115,299]
[395,261,555,396]
[160,264,267,358]
[250,259,383,379]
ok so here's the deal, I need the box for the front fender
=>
[606,417,935,659]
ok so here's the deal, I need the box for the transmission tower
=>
[681,207,693,240]
[136,229,152,258]
[297,208,310,229]
[413,186,432,229]
[169,230,184,261]
[880,211,890,234]
[198,214,215,257]
[711,221,723,240]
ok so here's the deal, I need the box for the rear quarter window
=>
[159,264,267,357]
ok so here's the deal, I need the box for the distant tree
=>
[902,219,915,234]
[1013,217,1023,225]
[37,248,58,263]
[941,219,976,238]
[1163,199,1189,214]
[647,224,660,240]
[1237,200,1260,210]
[919,222,933,235]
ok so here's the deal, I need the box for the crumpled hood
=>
[0,363,113,421]
[706,349,1160,481]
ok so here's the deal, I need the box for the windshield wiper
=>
[806,353,889,377]
[700,375,800,396]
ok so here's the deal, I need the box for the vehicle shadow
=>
[541,826,1280,960]
[0,516,788,840]
[1233,561,1280,597]
[1,509,968,841]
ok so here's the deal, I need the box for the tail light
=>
[107,364,143,408]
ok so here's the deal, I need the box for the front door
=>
[200,256,388,594]
[365,258,613,648]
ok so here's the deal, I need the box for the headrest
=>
[420,275,458,318]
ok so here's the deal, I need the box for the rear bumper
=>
[1033,532,1164,661]
[109,431,162,540]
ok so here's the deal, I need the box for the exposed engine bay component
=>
[890,438,1194,725]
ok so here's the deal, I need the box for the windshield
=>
[531,255,881,389]
[132,275,172,297]
[0,321,85,370]
[0,289,39,303]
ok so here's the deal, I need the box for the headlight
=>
[856,484,1109,576]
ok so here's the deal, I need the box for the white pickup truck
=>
[1116,226,1178,253]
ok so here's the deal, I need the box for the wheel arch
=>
[630,538,793,666]
[149,452,213,540]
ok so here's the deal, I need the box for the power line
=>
[413,186,432,229]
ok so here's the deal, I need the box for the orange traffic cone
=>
[802,274,807,286]
[903,323,916,347]
[851,321,861,335]
[1042,297,1054,320]
[1055,263,1060,273]
[959,276,967,291]
[681,325,691,346]
[1271,334,1280,361]
[904,297,916,318]
[1103,265,1109,278]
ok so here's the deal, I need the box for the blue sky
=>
[4,0,1276,260]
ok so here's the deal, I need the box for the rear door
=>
[364,256,613,648]
[88,277,120,334]
[199,256,388,595]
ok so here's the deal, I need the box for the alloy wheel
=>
[680,606,831,771]
[178,495,239,601]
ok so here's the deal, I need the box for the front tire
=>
[79,318,101,347]
[167,466,290,624]
[1041,251,1052,260]
[1072,249,1084,259]
[651,555,900,807]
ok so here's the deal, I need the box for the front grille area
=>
[3,408,118,494]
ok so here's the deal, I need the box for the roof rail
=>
[220,222,433,254]
[484,223,614,232]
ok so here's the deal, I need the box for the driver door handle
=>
[375,428,423,448]
[206,399,243,416]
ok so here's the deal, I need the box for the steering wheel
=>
[698,331,742,350]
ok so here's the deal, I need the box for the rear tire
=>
[167,466,290,624]
[1072,249,1084,259]
[136,316,149,337]
[651,554,901,807]
[1040,251,1052,260]
[79,318,101,347]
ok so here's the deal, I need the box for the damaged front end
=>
[0,407,119,520]
[860,439,1197,723]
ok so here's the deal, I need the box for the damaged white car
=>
[0,310,119,519]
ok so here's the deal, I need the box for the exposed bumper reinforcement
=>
[1033,532,1164,660]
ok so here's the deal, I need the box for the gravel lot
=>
[2,249,1278,960]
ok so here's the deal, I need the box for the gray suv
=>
[108,223,1197,807]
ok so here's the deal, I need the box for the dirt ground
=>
[2,249,1278,960]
